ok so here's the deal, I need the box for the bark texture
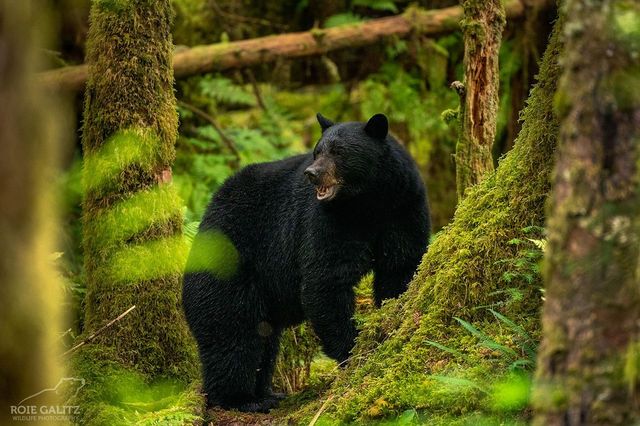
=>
[37,0,543,92]
[79,0,195,377]
[454,0,506,200]
[533,1,640,424]
[0,2,63,417]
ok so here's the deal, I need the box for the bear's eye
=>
[329,144,343,155]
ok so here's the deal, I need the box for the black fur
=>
[182,113,430,412]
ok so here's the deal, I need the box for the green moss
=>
[606,67,640,111]
[82,0,177,160]
[83,129,167,194]
[405,7,460,34]
[85,183,183,248]
[441,108,459,124]
[530,381,568,413]
[291,15,564,424]
[310,28,327,44]
[185,230,240,280]
[624,340,640,396]
[611,0,640,49]
[69,346,203,425]
[552,87,571,120]
[106,235,188,283]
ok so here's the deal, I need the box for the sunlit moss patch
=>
[83,129,161,193]
[85,184,183,249]
[69,347,203,425]
[105,235,189,284]
[184,229,240,280]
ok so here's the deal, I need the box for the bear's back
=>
[198,153,312,264]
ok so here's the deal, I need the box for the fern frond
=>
[199,76,256,107]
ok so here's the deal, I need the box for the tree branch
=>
[37,0,549,92]
[244,69,267,111]
[177,100,241,164]
[62,305,136,357]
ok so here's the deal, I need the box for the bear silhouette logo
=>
[17,377,85,407]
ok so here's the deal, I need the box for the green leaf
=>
[453,317,485,339]
[183,221,200,243]
[522,225,545,234]
[509,359,535,371]
[488,309,530,341]
[324,12,364,28]
[430,375,488,394]
[454,317,517,358]
[353,0,398,12]
[198,76,255,107]
[527,237,547,251]
[395,409,417,424]
[425,340,469,360]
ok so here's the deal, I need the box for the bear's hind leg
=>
[199,333,262,411]
[255,326,284,406]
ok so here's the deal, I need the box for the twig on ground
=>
[309,395,334,426]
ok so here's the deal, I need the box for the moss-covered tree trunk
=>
[80,0,195,377]
[0,2,63,417]
[454,0,505,200]
[292,14,563,423]
[532,1,640,424]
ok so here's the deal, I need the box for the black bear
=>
[182,113,430,412]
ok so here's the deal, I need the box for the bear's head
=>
[305,113,389,202]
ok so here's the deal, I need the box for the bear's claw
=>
[235,396,280,413]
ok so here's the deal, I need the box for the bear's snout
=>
[304,166,321,185]
[304,157,340,201]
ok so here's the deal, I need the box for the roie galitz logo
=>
[10,377,84,422]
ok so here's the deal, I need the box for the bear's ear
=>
[364,113,388,140]
[316,113,334,132]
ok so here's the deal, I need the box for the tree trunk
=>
[79,0,195,379]
[0,2,63,418]
[532,0,640,424]
[454,0,505,200]
[292,13,563,423]
[37,0,547,92]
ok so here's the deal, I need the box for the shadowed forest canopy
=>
[2,0,637,425]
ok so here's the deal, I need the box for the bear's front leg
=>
[373,210,430,307]
[302,279,357,363]
[300,239,371,363]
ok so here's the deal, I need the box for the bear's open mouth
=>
[316,184,338,201]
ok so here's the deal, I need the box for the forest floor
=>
[204,398,307,426]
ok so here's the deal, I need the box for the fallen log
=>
[38,0,542,92]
